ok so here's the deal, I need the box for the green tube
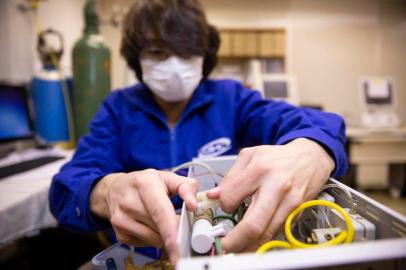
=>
[72,0,111,142]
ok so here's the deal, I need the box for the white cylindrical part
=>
[191,219,213,254]
[197,200,220,210]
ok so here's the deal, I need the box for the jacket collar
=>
[131,80,214,127]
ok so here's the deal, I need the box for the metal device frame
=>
[176,156,406,270]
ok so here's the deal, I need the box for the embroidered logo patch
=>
[198,137,232,158]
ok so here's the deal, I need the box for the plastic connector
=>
[195,191,220,212]
[190,194,233,254]
[310,228,342,244]
[191,220,231,254]
[330,208,376,241]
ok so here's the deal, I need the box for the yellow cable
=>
[285,200,354,248]
[256,240,292,254]
[256,199,354,254]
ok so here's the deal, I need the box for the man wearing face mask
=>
[50,0,348,265]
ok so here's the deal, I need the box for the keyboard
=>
[0,156,64,180]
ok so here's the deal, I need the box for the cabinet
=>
[347,127,406,196]
[218,29,285,59]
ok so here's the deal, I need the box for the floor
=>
[0,228,104,270]
[365,190,406,216]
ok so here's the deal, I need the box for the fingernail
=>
[186,200,197,211]
[207,186,221,198]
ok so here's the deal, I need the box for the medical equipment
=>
[72,0,111,140]
[92,156,406,270]
[31,29,72,143]
[190,193,234,254]
[257,73,299,105]
[359,77,401,129]
[175,156,406,270]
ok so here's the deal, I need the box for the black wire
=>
[212,215,238,225]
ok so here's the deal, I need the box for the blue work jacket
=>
[49,79,348,232]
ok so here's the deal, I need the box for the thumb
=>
[161,171,198,211]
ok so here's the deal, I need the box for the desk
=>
[0,149,73,247]
[347,127,406,193]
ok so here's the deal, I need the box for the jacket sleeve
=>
[49,93,123,231]
[235,85,348,177]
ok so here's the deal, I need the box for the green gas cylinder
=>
[72,0,111,141]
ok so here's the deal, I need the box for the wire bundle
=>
[256,200,354,254]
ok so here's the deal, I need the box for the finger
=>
[111,209,164,248]
[219,157,265,213]
[222,147,253,185]
[161,171,198,211]
[206,186,221,200]
[120,189,159,232]
[221,176,285,252]
[243,242,261,253]
[207,147,253,201]
[261,191,304,243]
[137,172,181,264]
[115,230,150,247]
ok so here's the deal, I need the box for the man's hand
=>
[90,169,198,264]
[206,138,335,253]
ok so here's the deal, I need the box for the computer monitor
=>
[260,74,299,105]
[0,83,33,143]
[359,77,400,128]
[264,80,288,98]
[362,78,394,107]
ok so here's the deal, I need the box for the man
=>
[49,0,347,265]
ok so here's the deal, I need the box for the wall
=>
[2,0,405,122]
[201,0,406,121]
[34,0,85,76]
[98,0,405,121]
[0,0,85,82]
[0,0,35,83]
[98,0,137,89]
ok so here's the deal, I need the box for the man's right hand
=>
[90,169,198,264]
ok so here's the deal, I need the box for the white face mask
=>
[140,56,204,102]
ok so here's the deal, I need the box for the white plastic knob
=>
[191,219,214,254]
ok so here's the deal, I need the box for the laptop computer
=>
[0,82,65,179]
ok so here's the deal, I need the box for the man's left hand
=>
[206,138,335,252]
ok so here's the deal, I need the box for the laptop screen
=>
[0,84,33,142]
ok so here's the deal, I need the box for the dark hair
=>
[120,0,220,81]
